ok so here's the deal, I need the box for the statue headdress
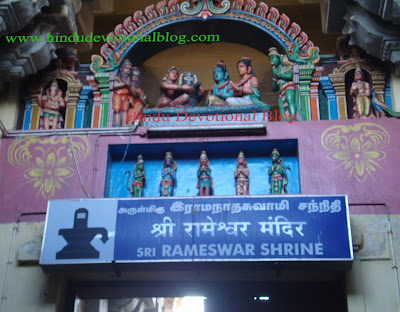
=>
[50,80,59,88]
[163,66,179,82]
[236,151,247,167]
[134,154,144,171]
[354,65,363,75]
[199,150,210,167]
[268,47,280,57]
[271,148,280,156]
[271,148,282,164]
[164,152,177,170]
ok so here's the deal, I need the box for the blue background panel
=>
[106,140,300,197]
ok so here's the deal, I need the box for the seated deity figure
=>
[38,80,68,130]
[159,152,177,196]
[350,66,374,119]
[205,60,234,106]
[112,59,147,126]
[155,67,194,108]
[226,56,269,109]
[178,72,204,107]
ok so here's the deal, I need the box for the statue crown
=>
[50,80,59,88]
[268,47,280,57]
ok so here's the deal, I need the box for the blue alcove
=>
[105,139,300,198]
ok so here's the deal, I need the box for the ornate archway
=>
[90,0,320,73]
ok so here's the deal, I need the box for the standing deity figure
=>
[268,148,289,194]
[125,155,145,197]
[155,67,194,108]
[179,72,204,107]
[234,151,249,195]
[226,56,269,109]
[350,66,374,119]
[159,152,177,196]
[197,150,213,196]
[38,80,68,130]
[112,59,147,127]
[206,60,234,106]
[268,47,298,117]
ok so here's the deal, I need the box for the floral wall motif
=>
[321,123,390,182]
[7,136,90,199]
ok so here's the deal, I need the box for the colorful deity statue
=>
[112,59,147,127]
[179,72,204,107]
[155,67,194,108]
[350,66,374,119]
[268,47,299,118]
[226,56,269,109]
[159,152,177,196]
[234,151,249,195]
[268,148,289,194]
[197,150,213,196]
[38,80,68,130]
[125,155,145,197]
[206,60,234,106]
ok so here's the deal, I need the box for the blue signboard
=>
[114,195,352,262]
[40,195,353,266]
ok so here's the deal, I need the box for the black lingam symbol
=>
[56,208,109,259]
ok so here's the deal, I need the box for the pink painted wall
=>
[1,118,399,223]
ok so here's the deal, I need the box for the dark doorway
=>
[205,281,347,312]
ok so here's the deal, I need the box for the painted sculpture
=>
[155,67,194,108]
[268,47,299,118]
[206,60,234,106]
[112,59,146,126]
[350,66,374,119]
[234,151,249,195]
[179,72,204,107]
[226,56,268,109]
[125,155,145,197]
[268,148,289,194]
[159,152,177,196]
[197,150,213,196]
[38,80,68,130]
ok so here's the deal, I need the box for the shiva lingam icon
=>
[56,208,109,259]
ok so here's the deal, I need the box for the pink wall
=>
[1,118,399,223]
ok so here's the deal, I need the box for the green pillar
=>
[298,65,315,121]
[95,72,110,128]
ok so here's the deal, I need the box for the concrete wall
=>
[0,222,57,312]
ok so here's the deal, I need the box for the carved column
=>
[319,76,337,120]
[384,76,393,109]
[298,64,315,121]
[95,73,111,128]
[29,92,41,130]
[22,94,32,130]
[87,75,101,128]
[310,66,324,120]
[75,85,92,128]
[328,70,347,119]
[371,71,387,117]
[65,80,81,129]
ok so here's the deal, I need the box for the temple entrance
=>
[73,280,347,312]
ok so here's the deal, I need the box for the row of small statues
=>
[125,149,289,197]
